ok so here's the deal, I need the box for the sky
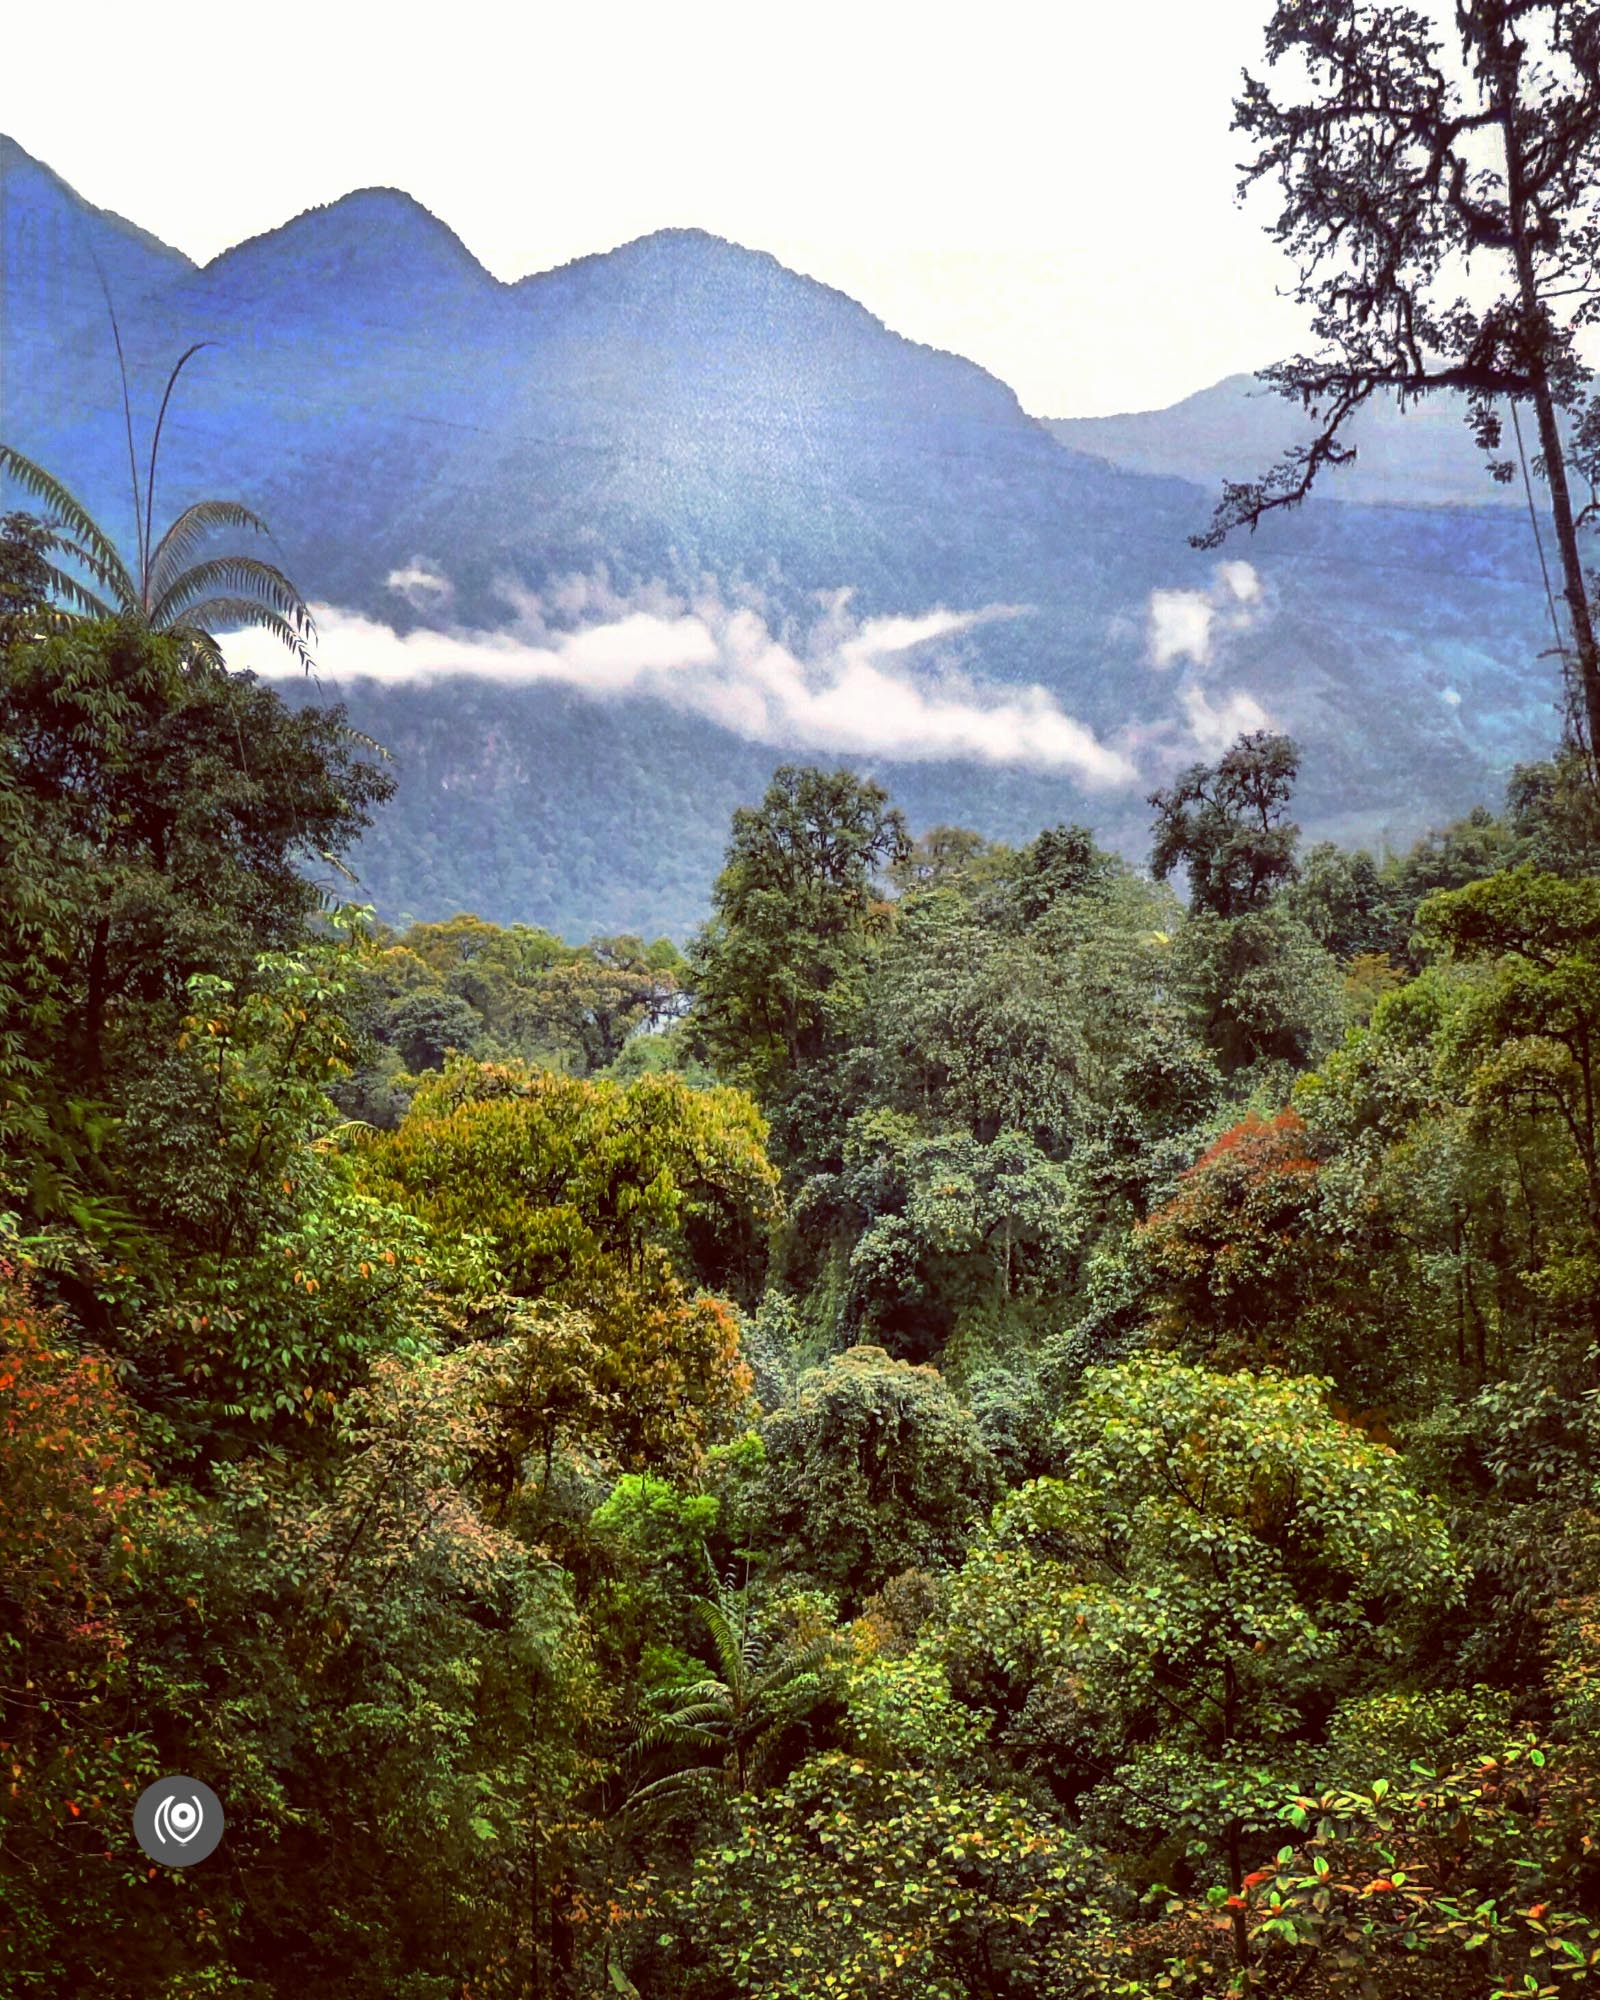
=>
[2,0,1314,418]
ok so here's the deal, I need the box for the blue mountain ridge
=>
[1048,374,1546,511]
[0,136,1567,936]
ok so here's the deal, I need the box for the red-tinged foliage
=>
[0,1256,159,1986]
[1135,1745,1600,1997]
[1138,1114,1322,1343]
[1135,1111,1385,1386]
[1188,1107,1315,1178]
[0,1256,147,1673]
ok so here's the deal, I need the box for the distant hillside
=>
[1,138,1569,936]
[1048,373,1527,511]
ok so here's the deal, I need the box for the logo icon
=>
[134,1776,225,1866]
[154,1793,204,1845]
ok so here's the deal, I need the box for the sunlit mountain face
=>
[2,133,1561,935]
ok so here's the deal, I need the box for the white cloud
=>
[384,561,453,609]
[1147,588,1219,669]
[1145,559,1263,669]
[1136,560,1273,753]
[1215,559,1262,605]
[1181,683,1269,755]
[228,581,1139,788]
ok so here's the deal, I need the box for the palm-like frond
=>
[625,1763,726,1811]
[700,1596,760,1692]
[35,561,119,622]
[164,597,317,672]
[147,499,272,603]
[149,556,316,639]
[141,342,211,588]
[625,1581,844,1810]
[1,445,134,603]
[5,345,316,674]
[752,1629,839,1695]
[633,1694,732,1754]
[315,848,364,888]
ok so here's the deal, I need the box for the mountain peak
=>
[515,224,1026,419]
[1,129,195,273]
[192,183,498,288]
[521,223,856,312]
[148,183,505,339]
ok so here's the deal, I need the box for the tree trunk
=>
[1496,44,1600,761]
[83,914,110,1085]
[1226,1818,1250,1974]
[529,1835,544,2000]
[1222,1658,1251,1972]
[550,1877,577,1999]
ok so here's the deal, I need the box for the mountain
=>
[1,141,1573,937]
[1,135,194,347]
[1047,373,1529,511]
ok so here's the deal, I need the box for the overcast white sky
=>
[4,0,1314,417]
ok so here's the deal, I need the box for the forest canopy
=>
[5,1,1600,1972]
[5,487,1600,1995]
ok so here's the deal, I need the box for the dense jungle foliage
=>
[4,476,1600,1999]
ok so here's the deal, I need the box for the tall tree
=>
[0,618,390,1218]
[690,765,909,1105]
[1148,729,1302,916]
[1197,0,1600,756]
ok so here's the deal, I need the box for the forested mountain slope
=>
[1,135,1566,933]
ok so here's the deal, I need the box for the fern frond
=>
[625,1763,725,1810]
[757,1631,839,1693]
[698,1598,751,1691]
[336,724,393,759]
[165,597,316,672]
[0,445,134,601]
[149,557,315,637]
[36,562,119,621]
[314,848,363,887]
[633,1712,726,1757]
[142,343,212,595]
[147,499,271,601]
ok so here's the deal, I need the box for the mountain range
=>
[1047,374,1541,512]
[0,134,1571,936]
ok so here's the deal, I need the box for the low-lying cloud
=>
[228,581,1141,788]
[383,561,453,610]
[1181,683,1270,755]
[1146,560,1262,670]
[1138,559,1275,754]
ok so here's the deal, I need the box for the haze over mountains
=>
[1047,375,1538,512]
[1,134,1569,935]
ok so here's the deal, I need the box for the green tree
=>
[633,1574,839,1802]
[1149,731,1302,918]
[838,1115,1086,1356]
[360,1062,780,1473]
[948,1356,1461,1977]
[759,1345,996,1607]
[0,617,389,1231]
[1419,866,1600,1323]
[1170,903,1345,1077]
[1284,841,1402,961]
[690,765,909,1106]
[889,823,1012,897]
[668,1749,1112,2000]
[526,933,684,1074]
